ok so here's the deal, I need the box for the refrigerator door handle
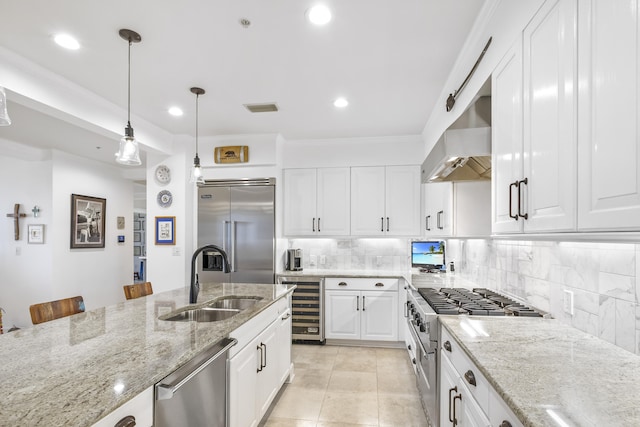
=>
[222,221,230,254]
[230,221,237,272]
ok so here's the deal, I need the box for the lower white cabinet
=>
[228,298,292,427]
[440,327,522,427]
[325,278,398,341]
[91,386,153,427]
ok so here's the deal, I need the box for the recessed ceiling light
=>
[168,106,183,116]
[307,5,332,26]
[334,97,348,108]
[54,33,80,50]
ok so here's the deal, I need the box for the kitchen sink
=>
[206,296,263,310]
[160,307,240,322]
[159,296,263,322]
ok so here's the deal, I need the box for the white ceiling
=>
[0,0,486,166]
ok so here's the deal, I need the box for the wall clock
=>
[157,190,173,208]
[155,164,171,184]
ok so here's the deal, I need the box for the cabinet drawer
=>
[489,388,524,427]
[441,327,489,410]
[91,386,153,427]
[325,278,398,291]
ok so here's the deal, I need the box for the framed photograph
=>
[134,232,141,242]
[155,216,175,245]
[71,194,106,249]
[134,246,141,256]
[28,224,44,244]
[134,220,141,231]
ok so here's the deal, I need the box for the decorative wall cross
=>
[6,204,26,240]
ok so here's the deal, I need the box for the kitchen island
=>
[440,316,640,426]
[0,282,295,426]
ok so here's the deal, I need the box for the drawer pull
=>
[338,282,347,287]
[115,415,136,427]
[500,422,513,427]
[443,340,452,352]
[375,282,384,287]
[464,369,477,386]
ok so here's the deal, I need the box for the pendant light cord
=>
[195,93,199,156]
[127,38,132,126]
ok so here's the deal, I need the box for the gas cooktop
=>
[417,287,545,317]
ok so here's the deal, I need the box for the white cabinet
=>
[423,182,452,237]
[284,168,350,236]
[577,0,640,230]
[228,298,292,427]
[423,181,490,237]
[324,278,399,341]
[492,0,577,234]
[91,386,153,427]
[351,166,421,236]
[440,327,523,427]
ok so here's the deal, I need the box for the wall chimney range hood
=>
[421,95,491,183]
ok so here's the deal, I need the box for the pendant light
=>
[0,87,11,126]
[190,87,206,184]
[115,29,142,166]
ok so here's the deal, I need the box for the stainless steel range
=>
[406,286,546,426]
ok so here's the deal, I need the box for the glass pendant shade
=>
[115,123,141,165]
[190,154,205,184]
[0,87,11,126]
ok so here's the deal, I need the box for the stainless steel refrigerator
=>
[197,178,275,284]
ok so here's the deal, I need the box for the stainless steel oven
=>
[406,290,439,426]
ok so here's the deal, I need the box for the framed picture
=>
[28,224,44,244]
[71,194,106,249]
[134,246,141,256]
[155,216,175,245]
[134,232,141,242]
[134,220,141,231]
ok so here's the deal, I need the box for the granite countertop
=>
[440,316,640,426]
[0,282,294,427]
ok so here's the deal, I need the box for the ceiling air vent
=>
[244,103,279,113]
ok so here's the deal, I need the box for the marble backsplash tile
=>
[447,239,640,355]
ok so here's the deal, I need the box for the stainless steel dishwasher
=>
[154,337,237,427]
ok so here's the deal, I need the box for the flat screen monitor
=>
[411,241,445,270]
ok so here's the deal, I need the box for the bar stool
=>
[29,296,85,325]
[123,282,153,300]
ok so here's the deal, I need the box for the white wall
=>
[0,147,134,329]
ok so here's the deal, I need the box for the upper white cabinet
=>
[577,0,640,230]
[351,166,421,236]
[423,182,453,237]
[492,0,577,234]
[284,168,350,236]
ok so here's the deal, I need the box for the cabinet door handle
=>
[257,344,263,372]
[453,393,462,426]
[437,210,444,229]
[375,282,384,287]
[381,217,384,232]
[362,296,366,311]
[386,217,390,232]
[426,215,431,231]
[317,218,321,232]
[356,295,360,311]
[500,421,513,427]
[261,342,267,368]
[115,415,136,427]
[443,340,452,352]
[338,281,348,287]
[509,181,519,221]
[312,218,316,232]
[448,386,458,423]
[464,369,477,386]
[518,177,528,220]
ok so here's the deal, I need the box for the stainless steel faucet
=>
[190,244,231,304]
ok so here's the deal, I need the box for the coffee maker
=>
[286,249,303,271]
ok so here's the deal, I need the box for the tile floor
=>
[259,344,429,427]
